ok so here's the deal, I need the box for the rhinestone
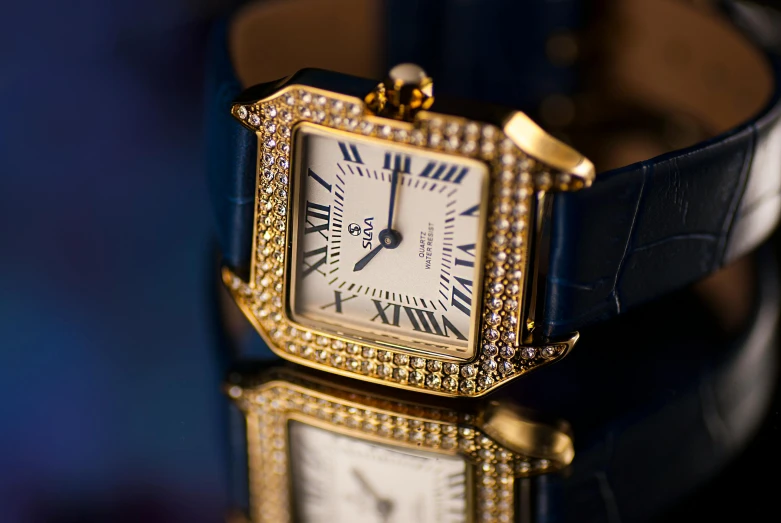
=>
[346,343,360,355]
[410,357,425,368]
[483,343,498,357]
[275,204,286,216]
[443,363,459,375]
[379,125,392,137]
[280,110,293,123]
[445,135,459,151]
[359,121,374,134]
[283,94,295,105]
[425,433,441,446]
[248,113,261,127]
[426,360,441,372]
[377,424,391,437]
[502,331,516,344]
[360,360,375,373]
[504,300,518,312]
[410,431,424,444]
[499,202,512,214]
[394,128,409,142]
[521,347,537,360]
[542,346,558,359]
[429,133,442,147]
[460,380,476,394]
[330,353,343,366]
[361,347,375,359]
[462,140,477,154]
[536,172,552,188]
[500,169,514,183]
[485,313,501,326]
[498,361,514,374]
[461,365,476,378]
[499,346,515,359]
[287,343,298,353]
[482,359,497,372]
[409,371,423,385]
[481,141,496,156]
[492,235,507,247]
[511,220,526,233]
[314,95,327,107]
[444,122,460,136]
[332,116,343,126]
[508,270,522,281]
[280,125,291,138]
[237,106,248,119]
[478,375,494,388]
[442,436,457,449]
[517,461,531,474]
[301,346,314,358]
[316,336,329,346]
[536,459,551,470]
[485,329,499,342]
[330,100,344,114]
[315,350,328,362]
[488,298,503,310]
[443,377,458,391]
[313,110,326,123]
[377,350,391,362]
[490,265,506,278]
[429,118,444,130]
[393,354,409,366]
[377,364,391,377]
[392,368,408,382]
[425,374,441,389]
[345,118,358,130]
[264,105,278,118]
[346,358,359,371]
[393,427,407,440]
[411,129,425,145]
[490,282,504,294]
[278,174,289,185]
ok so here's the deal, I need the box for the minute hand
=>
[387,167,401,231]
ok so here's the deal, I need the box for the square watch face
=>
[288,124,490,360]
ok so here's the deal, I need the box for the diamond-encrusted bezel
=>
[229,372,570,523]
[226,88,574,397]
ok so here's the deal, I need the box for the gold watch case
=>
[225,366,574,523]
[224,65,594,397]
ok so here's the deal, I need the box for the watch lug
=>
[365,63,435,122]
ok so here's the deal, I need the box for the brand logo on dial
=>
[361,217,374,249]
[348,223,361,236]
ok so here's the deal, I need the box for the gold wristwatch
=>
[212,0,780,396]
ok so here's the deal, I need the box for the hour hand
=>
[353,244,383,272]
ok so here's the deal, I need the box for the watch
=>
[207,0,781,396]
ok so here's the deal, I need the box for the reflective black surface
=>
[221,247,781,522]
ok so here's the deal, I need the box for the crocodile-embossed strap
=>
[541,0,781,337]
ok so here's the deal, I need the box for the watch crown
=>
[365,63,434,121]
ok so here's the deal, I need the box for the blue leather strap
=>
[205,16,256,279]
[542,1,781,337]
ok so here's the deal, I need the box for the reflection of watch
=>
[208,0,781,396]
[225,367,574,523]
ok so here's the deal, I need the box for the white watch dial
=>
[289,124,488,358]
[289,421,469,523]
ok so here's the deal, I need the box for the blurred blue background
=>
[0,1,236,521]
